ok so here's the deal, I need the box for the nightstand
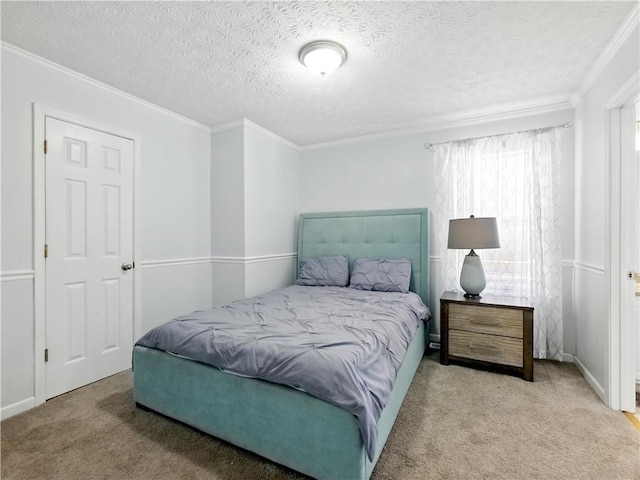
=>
[440,291,534,381]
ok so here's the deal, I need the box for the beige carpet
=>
[2,353,639,480]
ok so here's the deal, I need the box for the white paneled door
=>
[45,117,134,399]
[620,100,639,411]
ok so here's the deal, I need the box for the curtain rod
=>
[423,121,573,151]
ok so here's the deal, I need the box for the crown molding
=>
[1,41,212,134]
[571,4,639,106]
[604,70,640,109]
[212,119,246,133]
[5,39,573,153]
[420,95,573,132]
[302,95,573,151]
[244,119,302,152]
[212,118,301,152]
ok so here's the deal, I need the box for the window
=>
[433,126,565,360]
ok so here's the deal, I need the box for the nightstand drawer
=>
[449,330,523,367]
[449,304,523,338]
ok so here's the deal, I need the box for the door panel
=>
[45,117,134,399]
[620,101,639,410]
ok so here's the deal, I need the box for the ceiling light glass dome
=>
[299,41,347,77]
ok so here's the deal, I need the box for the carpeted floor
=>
[2,353,639,480]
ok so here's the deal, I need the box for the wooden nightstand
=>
[440,291,534,381]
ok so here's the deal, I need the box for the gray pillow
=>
[296,255,349,287]
[350,258,412,293]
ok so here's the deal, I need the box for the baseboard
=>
[573,355,606,403]
[1,396,36,420]
[562,353,575,363]
[429,333,440,343]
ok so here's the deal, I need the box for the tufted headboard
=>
[297,208,430,308]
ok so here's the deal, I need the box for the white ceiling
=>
[1,1,635,146]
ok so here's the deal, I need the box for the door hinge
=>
[44,139,48,155]
[44,244,48,258]
[44,348,49,362]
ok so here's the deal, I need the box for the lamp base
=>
[459,251,487,297]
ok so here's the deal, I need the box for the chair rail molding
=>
[0,269,35,282]
[211,253,297,264]
[140,257,213,268]
[573,261,605,276]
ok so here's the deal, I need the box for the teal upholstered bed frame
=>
[134,208,430,480]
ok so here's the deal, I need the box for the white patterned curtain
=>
[433,127,565,360]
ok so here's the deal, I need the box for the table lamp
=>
[447,215,500,297]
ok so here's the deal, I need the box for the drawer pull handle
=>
[469,317,497,327]
[468,342,498,352]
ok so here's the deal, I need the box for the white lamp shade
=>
[299,41,346,77]
[447,217,500,250]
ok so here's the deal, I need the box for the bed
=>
[133,208,431,480]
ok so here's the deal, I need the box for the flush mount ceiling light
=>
[299,40,347,77]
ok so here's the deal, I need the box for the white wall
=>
[244,124,300,297]
[244,126,300,258]
[211,121,300,306]
[1,45,213,417]
[301,109,576,349]
[573,20,639,395]
[0,278,34,412]
[211,127,246,306]
[211,127,245,258]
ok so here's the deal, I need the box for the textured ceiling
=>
[1,1,635,145]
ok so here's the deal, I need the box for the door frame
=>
[32,104,143,405]
[605,72,639,412]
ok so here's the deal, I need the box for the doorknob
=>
[121,263,133,271]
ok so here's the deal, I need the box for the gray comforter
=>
[135,285,429,460]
